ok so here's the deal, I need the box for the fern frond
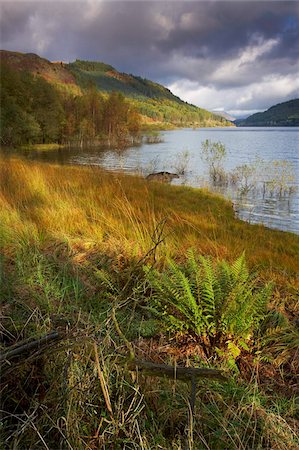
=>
[144,252,272,355]
[230,252,248,283]
[198,256,217,332]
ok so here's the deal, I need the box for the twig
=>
[63,351,73,392]
[136,216,169,265]
[93,343,113,418]
[111,308,135,360]
[118,217,169,297]
[190,375,197,414]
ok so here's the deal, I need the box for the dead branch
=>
[127,359,227,382]
[0,331,62,365]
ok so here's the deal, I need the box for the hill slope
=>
[0,50,80,94]
[0,50,231,127]
[235,99,299,127]
[68,59,181,102]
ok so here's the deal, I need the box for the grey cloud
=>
[0,2,32,45]
[1,1,298,114]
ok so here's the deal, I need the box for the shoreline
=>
[1,149,298,236]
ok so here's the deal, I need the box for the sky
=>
[1,0,298,117]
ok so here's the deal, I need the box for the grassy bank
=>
[1,159,298,449]
[19,144,67,151]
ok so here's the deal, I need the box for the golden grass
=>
[1,157,298,449]
[1,158,298,276]
[19,143,66,151]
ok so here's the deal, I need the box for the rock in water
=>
[146,172,179,183]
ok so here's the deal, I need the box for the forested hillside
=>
[66,59,231,126]
[0,50,231,148]
[235,99,299,127]
[0,63,141,147]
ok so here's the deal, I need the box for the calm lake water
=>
[2,127,299,234]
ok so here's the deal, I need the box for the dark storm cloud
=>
[1,0,298,115]
[0,2,32,46]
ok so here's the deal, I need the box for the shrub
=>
[201,139,227,185]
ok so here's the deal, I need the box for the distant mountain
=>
[233,117,249,126]
[0,50,232,128]
[211,110,236,122]
[235,99,299,127]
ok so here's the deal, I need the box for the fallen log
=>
[127,359,227,382]
[126,358,227,417]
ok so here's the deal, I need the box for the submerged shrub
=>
[201,139,227,185]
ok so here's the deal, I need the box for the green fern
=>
[144,252,272,357]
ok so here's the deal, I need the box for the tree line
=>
[0,65,141,147]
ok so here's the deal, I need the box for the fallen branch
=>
[127,359,227,382]
[0,331,62,364]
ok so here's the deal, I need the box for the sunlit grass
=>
[19,143,66,151]
[1,158,298,280]
[1,158,298,325]
[1,158,299,449]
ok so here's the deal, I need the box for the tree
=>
[102,91,140,146]
[103,92,127,140]
[0,98,40,146]
[0,65,41,145]
[31,77,64,143]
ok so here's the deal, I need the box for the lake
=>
[2,127,299,234]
